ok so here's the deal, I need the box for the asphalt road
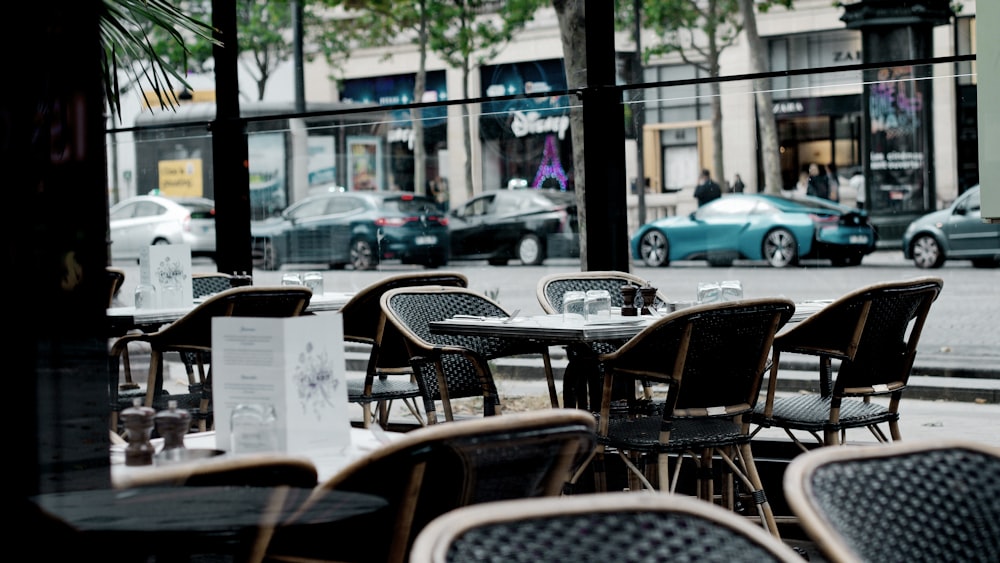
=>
[112,249,999,370]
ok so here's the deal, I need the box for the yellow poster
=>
[158,159,204,197]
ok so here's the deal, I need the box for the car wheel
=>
[516,234,544,265]
[255,239,281,271]
[910,234,944,269]
[762,228,798,268]
[971,257,1000,268]
[152,237,170,246]
[639,230,669,267]
[350,239,377,270]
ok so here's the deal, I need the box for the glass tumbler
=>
[281,273,303,286]
[562,291,586,322]
[229,403,279,455]
[697,282,721,304]
[721,280,744,301]
[134,283,157,309]
[303,271,324,294]
[585,289,612,322]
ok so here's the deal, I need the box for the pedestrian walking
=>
[806,163,832,200]
[694,169,722,207]
[732,173,745,193]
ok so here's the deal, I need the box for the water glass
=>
[562,291,586,322]
[134,283,157,309]
[697,282,721,304]
[585,289,612,321]
[161,282,184,308]
[229,403,279,455]
[303,271,324,294]
[281,273,303,286]
[721,280,744,301]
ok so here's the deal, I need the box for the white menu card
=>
[211,314,351,453]
[138,243,193,307]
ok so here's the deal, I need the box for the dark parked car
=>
[631,193,877,268]
[448,189,580,265]
[251,191,450,270]
[902,185,1000,268]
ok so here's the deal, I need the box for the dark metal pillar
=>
[582,0,630,272]
[841,0,953,245]
[212,0,253,276]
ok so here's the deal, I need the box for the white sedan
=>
[109,195,216,261]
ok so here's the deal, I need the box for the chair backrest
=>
[106,267,126,307]
[192,272,234,298]
[601,298,795,415]
[379,286,533,414]
[340,271,468,345]
[536,270,666,314]
[784,439,1000,563]
[151,286,313,350]
[777,276,943,393]
[116,453,319,489]
[278,409,597,563]
[340,272,468,374]
[409,492,804,563]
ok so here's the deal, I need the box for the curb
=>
[344,345,1000,405]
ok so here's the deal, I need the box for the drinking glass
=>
[585,289,612,322]
[281,273,303,286]
[697,282,721,304]
[229,403,279,455]
[134,283,157,309]
[562,291,586,322]
[303,271,324,294]
[721,280,744,301]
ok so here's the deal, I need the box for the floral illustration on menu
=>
[293,341,339,419]
[156,256,188,287]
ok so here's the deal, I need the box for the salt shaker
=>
[154,400,191,456]
[122,398,156,466]
[620,285,638,316]
[639,285,658,315]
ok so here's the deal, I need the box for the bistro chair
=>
[409,492,805,563]
[267,409,597,563]
[115,452,319,489]
[176,272,235,400]
[751,277,943,449]
[536,270,668,410]
[108,286,312,434]
[379,285,558,424]
[106,267,126,307]
[340,271,469,429]
[783,439,1000,563]
[587,298,794,537]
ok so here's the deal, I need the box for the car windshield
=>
[178,201,215,219]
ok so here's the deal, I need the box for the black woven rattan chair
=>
[340,271,468,429]
[108,286,312,433]
[751,277,943,449]
[536,270,668,410]
[379,285,558,424]
[783,439,1000,563]
[176,272,235,404]
[106,267,126,307]
[588,298,794,536]
[267,409,597,563]
[409,492,804,563]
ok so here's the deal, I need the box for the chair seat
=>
[601,417,749,453]
[752,395,899,433]
[346,377,422,403]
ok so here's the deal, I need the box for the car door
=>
[285,197,335,263]
[326,195,364,264]
[686,197,759,254]
[944,189,999,256]
[448,194,497,258]
[111,200,167,258]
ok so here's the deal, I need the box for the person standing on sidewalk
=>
[806,163,831,200]
[732,173,745,193]
[694,169,722,207]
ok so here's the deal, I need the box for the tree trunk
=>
[708,39,725,191]
[739,0,782,194]
[412,0,428,196]
[553,0,588,265]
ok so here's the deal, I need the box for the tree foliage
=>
[99,0,217,121]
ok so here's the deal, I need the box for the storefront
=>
[478,59,574,192]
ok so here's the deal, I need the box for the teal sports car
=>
[631,193,877,268]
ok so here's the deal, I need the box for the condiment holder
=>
[122,398,156,466]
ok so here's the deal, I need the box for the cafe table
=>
[107,290,356,335]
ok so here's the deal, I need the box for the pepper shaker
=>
[639,285,658,316]
[620,285,638,316]
[154,400,191,461]
[122,398,156,466]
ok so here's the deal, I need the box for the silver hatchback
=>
[109,195,216,262]
[902,186,1000,268]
